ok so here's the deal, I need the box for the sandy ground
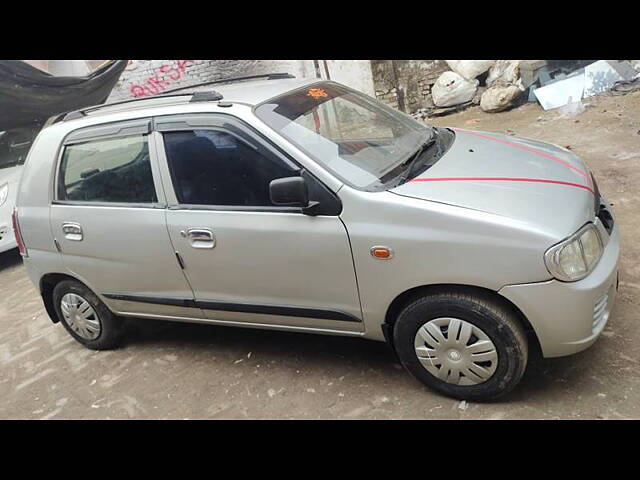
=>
[1,91,639,419]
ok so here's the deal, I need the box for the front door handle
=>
[183,228,215,249]
[62,222,83,241]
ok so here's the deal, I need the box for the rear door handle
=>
[183,228,215,249]
[62,222,83,241]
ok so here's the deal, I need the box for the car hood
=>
[390,128,596,239]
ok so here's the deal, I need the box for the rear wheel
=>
[393,290,528,401]
[52,280,124,350]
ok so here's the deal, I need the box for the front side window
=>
[254,82,433,191]
[163,129,297,207]
[59,134,157,203]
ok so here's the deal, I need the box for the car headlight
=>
[0,183,8,206]
[544,223,603,282]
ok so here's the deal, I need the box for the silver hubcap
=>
[414,317,498,386]
[61,293,101,340]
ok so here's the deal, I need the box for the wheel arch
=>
[383,283,542,358]
[39,272,89,324]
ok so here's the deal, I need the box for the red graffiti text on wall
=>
[129,60,195,98]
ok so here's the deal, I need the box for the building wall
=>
[108,60,376,101]
[321,60,376,96]
[371,60,449,113]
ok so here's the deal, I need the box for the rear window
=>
[58,135,157,204]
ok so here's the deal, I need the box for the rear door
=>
[153,113,363,333]
[50,119,202,320]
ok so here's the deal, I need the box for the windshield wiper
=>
[376,128,438,187]
[396,137,437,184]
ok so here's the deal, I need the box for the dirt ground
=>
[1,91,639,419]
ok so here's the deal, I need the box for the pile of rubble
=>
[413,60,640,119]
[427,60,527,115]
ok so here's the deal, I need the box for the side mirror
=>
[269,176,309,206]
[269,176,321,215]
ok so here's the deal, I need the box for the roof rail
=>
[58,89,225,123]
[161,72,295,95]
[58,92,194,123]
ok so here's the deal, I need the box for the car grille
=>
[592,293,609,333]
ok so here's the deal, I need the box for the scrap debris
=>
[534,60,639,111]
[609,78,640,96]
[411,60,640,120]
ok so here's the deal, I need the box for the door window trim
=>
[153,113,341,215]
[62,118,151,145]
[53,118,167,208]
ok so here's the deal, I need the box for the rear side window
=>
[163,129,296,207]
[58,135,157,203]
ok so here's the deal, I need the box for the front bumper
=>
[499,221,620,358]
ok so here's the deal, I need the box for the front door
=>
[154,114,363,333]
[50,119,202,320]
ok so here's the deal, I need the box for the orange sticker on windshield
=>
[307,88,328,99]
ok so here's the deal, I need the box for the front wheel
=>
[393,290,528,401]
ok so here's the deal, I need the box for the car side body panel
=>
[337,186,558,341]
[150,113,363,332]
[49,204,203,319]
[17,130,66,289]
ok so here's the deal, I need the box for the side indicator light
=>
[371,246,393,259]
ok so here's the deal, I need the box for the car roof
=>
[47,77,324,131]
[198,77,320,105]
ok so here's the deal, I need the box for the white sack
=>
[480,85,522,112]
[432,71,478,107]
[446,60,495,80]
[486,60,523,89]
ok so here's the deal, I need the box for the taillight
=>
[11,207,28,257]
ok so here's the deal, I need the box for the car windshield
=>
[254,82,432,191]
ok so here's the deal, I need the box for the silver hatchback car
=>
[14,75,620,400]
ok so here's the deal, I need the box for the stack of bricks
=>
[374,87,401,110]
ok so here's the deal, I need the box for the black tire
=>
[52,280,124,350]
[392,289,528,401]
